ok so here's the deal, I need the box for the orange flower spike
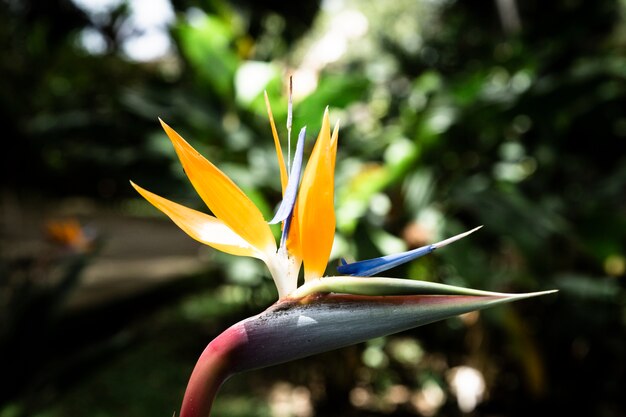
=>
[131,182,258,258]
[293,120,338,264]
[297,108,337,281]
[159,119,276,256]
[264,91,289,193]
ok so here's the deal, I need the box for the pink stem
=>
[179,325,245,417]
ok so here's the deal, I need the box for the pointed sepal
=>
[159,119,277,255]
[297,109,337,280]
[130,181,259,259]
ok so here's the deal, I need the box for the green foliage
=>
[1,0,625,416]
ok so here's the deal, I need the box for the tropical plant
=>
[131,90,555,416]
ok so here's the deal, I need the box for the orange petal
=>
[297,108,337,280]
[288,120,338,264]
[131,182,259,258]
[158,119,276,255]
[264,91,288,193]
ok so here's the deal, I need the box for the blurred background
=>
[1,0,625,416]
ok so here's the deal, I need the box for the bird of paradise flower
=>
[131,89,555,417]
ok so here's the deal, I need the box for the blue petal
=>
[269,127,306,225]
[337,245,435,276]
[337,226,483,276]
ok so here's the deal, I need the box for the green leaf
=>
[177,15,239,98]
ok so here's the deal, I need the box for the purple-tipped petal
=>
[269,127,306,226]
[337,226,483,276]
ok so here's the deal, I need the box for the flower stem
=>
[179,326,243,417]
